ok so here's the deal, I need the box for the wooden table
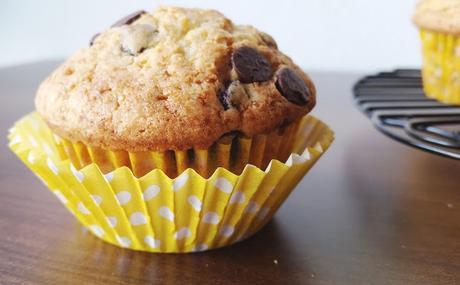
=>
[1,61,459,285]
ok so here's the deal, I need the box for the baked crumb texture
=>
[36,6,316,152]
[413,0,460,35]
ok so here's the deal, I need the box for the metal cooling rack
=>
[353,69,460,160]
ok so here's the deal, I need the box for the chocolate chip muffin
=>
[35,6,316,177]
[10,5,334,253]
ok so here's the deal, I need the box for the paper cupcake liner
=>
[8,112,334,253]
[49,116,301,179]
[419,29,460,105]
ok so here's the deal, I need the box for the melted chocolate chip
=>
[231,46,273,83]
[217,81,249,110]
[111,10,146,27]
[89,33,100,46]
[218,89,231,110]
[275,68,311,105]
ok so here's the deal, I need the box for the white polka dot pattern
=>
[91,195,102,206]
[158,207,174,221]
[203,212,219,224]
[219,225,234,237]
[116,236,131,247]
[28,136,38,147]
[214,177,233,193]
[89,225,105,237]
[187,195,202,212]
[27,152,35,164]
[143,185,160,201]
[173,173,189,191]
[244,201,259,213]
[9,135,21,145]
[174,227,191,240]
[107,216,118,228]
[104,172,114,182]
[144,235,160,248]
[129,212,148,225]
[42,143,53,155]
[53,191,67,204]
[70,164,84,182]
[47,158,59,175]
[193,244,209,252]
[229,191,245,204]
[77,202,90,215]
[115,191,131,205]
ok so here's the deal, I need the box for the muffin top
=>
[413,0,460,34]
[36,6,316,152]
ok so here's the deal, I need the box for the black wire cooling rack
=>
[353,69,460,160]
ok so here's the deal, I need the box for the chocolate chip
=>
[218,89,231,110]
[111,10,146,27]
[275,68,311,105]
[119,24,156,55]
[218,81,249,110]
[89,33,100,46]
[231,46,273,83]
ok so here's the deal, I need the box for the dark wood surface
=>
[1,61,460,285]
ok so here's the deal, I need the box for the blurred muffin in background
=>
[413,0,460,105]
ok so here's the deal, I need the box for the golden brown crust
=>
[413,0,460,35]
[36,6,316,152]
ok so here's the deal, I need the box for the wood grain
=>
[1,61,459,285]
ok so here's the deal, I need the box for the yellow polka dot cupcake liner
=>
[420,29,460,105]
[8,112,334,253]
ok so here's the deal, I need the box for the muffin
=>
[9,6,334,252]
[413,0,460,105]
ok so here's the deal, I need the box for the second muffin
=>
[413,0,460,105]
